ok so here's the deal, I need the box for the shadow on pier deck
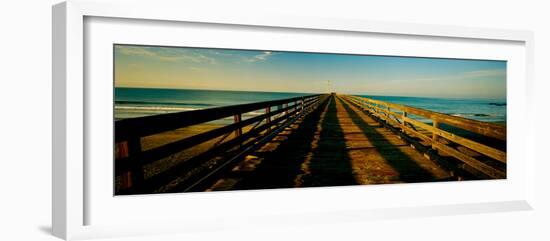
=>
[209,95,451,191]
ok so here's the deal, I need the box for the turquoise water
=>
[114,88,506,123]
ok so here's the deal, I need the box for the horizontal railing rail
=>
[343,95,506,179]
[115,94,322,142]
[115,94,328,194]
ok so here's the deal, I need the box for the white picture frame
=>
[52,0,535,240]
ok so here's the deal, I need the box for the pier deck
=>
[209,95,451,191]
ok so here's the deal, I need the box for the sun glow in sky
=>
[114,45,507,99]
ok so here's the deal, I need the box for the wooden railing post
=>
[371,102,375,113]
[265,107,271,133]
[119,137,145,193]
[300,97,305,114]
[432,119,439,150]
[116,141,131,189]
[312,97,317,110]
[401,111,407,133]
[234,114,242,137]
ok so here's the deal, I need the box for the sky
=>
[114,45,507,99]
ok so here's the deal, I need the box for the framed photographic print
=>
[52,0,535,240]
[113,44,507,195]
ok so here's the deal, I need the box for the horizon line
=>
[115,86,506,100]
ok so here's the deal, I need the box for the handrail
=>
[348,96,506,140]
[115,94,321,142]
[115,93,328,194]
[343,95,506,179]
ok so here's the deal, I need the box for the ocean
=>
[114,88,506,124]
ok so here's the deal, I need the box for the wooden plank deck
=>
[208,95,452,191]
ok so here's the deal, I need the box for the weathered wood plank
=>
[432,141,505,179]
[403,116,506,163]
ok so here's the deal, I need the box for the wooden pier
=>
[114,94,506,195]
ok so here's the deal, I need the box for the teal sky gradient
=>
[114,45,506,100]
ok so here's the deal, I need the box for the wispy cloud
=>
[116,46,156,57]
[244,51,273,63]
[462,69,506,78]
[115,46,216,64]
[378,68,507,84]
[353,68,507,97]
[188,66,205,71]
[127,63,143,68]
[209,50,235,57]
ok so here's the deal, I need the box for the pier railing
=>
[343,95,506,179]
[115,94,328,194]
